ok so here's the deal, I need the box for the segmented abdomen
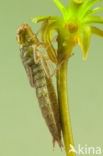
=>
[20,46,62,147]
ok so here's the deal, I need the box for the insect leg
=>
[48,53,75,77]
[32,45,40,64]
[40,33,58,64]
[40,53,57,78]
[44,55,56,77]
[24,65,34,87]
[40,54,51,78]
[37,34,58,58]
[32,45,52,78]
[40,53,74,79]
[57,53,74,68]
[35,21,48,36]
[45,35,58,51]
[45,35,58,64]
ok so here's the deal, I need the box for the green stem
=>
[57,61,75,156]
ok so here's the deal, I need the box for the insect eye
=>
[17,24,33,44]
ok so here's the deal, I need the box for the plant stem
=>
[57,60,75,156]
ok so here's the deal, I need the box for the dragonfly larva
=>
[16,24,62,148]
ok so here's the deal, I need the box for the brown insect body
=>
[17,24,62,147]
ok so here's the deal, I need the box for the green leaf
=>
[91,26,103,38]
[32,16,62,23]
[84,15,103,24]
[79,0,102,19]
[85,7,103,17]
[53,0,68,17]
[78,25,91,60]
[32,16,51,23]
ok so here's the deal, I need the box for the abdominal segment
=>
[20,45,62,147]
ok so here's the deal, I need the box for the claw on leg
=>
[45,57,56,77]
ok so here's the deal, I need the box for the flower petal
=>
[78,25,91,60]
[32,16,61,23]
[85,7,103,17]
[83,15,103,24]
[91,26,103,38]
[79,0,102,19]
[53,0,68,17]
